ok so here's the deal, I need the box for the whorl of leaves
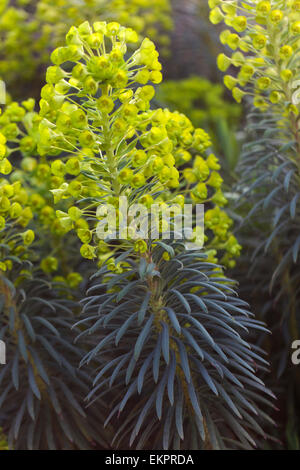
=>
[236,106,300,375]
[237,108,300,289]
[78,241,274,450]
[232,106,300,447]
[0,272,111,450]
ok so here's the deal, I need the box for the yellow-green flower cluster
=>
[209,0,300,114]
[156,76,242,170]
[0,0,172,95]
[0,98,51,223]
[38,21,241,268]
[0,99,83,286]
[0,103,38,271]
[205,209,242,268]
[0,176,35,272]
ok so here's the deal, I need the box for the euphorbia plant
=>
[0,100,112,449]
[17,20,273,449]
[209,0,300,447]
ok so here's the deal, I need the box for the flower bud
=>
[97,96,114,113]
[256,77,271,90]
[270,91,282,103]
[46,66,66,84]
[77,229,92,244]
[118,168,133,184]
[41,256,58,273]
[132,150,147,167]
[232,87,245,103]
[270,10,283,23]
[232,16,247,32]
[51,160,66,177]
[80,243,95,259]
[67,272,83,288]
[22,229,35,245]
[51,45,83,65]
[132,173,145,188]
[66,157,81,175]
[83,76,98,95]
[79,130,95,147]
[150,71,163,84]
[224,75,237,90]
[280,45,293,60]
[253,34,267,49]
[291,22,300,34]
[87,32,103,48]
[226,33,240,50]
[9,202,22,218]
[134,239,148,254]
[209,7,224,25]
[192,183,208,201]
[257,1,271,14]
[217,53,231,72]
[0,159,12,175]
[280,69,293,82]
